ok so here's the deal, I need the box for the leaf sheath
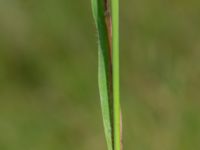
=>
[91,0,114,150]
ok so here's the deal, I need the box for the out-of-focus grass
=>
[122,1,200,150]
[0,0,200,150]
[0,0,104,150]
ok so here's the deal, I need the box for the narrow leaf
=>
[91,0,114,150]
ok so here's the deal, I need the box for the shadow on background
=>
[0,0,200,150]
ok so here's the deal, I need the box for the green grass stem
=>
[111,0,120,150]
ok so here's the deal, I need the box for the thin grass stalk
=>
[111,0,120,150]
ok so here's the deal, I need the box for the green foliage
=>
[91,0,120,150]
[91,0,113,150]
[111,0,120,150]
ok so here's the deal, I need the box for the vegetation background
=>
[0,0,200,150]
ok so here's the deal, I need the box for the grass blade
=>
[91,0,114,150]
[91,0,121,149]
[111,0,121,150]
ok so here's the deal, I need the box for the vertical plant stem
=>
[111,0,120,150]
[91,0,114,149]
[91,0,121,149]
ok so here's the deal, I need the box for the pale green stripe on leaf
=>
[111,0,120,149]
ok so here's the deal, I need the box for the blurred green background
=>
[0,0,200,150]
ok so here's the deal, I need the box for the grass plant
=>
[91,0,121,149]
